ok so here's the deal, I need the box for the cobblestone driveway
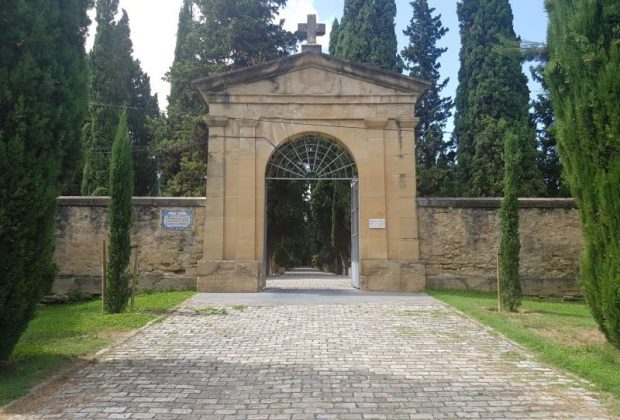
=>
[3,297,611,419]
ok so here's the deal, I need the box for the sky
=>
[86,0,549,123]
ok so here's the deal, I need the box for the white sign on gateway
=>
[368,219,386,229]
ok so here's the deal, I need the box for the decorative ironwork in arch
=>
[266,135,358,180]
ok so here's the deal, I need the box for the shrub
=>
[273,247,292,270]
[499,128,522,312]
[104,111,133,314]
[546,0,620,348]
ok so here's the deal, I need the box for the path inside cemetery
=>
[3,270,611,419]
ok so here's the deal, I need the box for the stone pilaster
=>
[202,116,228,260]
[197,117,262,292]
[235,120,259,260]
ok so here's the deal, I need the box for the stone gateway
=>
[193,51,431,292]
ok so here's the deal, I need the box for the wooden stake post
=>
[496,253,501,313]
[130,245,139,312]
[101,239,107,310]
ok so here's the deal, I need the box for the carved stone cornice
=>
[203,116,229,127]
[364,118,389,129]
[396,118,420,129]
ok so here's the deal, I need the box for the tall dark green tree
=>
[545,0,620,348]
[0,0,90,361]
[453,0,543,197]
[105,111,133,314]
[330,181,352,275]
[499,127,522,312]
[329,18,340,56]
[307,180,352,275]
[128,61,159,196]
[82,1,158,196]
[401,0,454,196]
[82,0,133,196]
[156,0,297,196]
[332,0,403,72]
[155,0,208,196]
[266,180,311,272]
[530,61,568,197]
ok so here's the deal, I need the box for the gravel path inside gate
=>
[2,294,612,419]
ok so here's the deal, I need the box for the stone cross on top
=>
[298,14,325,53]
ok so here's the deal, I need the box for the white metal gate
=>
[350,180,360,288]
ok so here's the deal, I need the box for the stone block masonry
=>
[418,198,583,297]
[52,197,583,297]
[52,197,205,299]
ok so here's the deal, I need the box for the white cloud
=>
[86,0,333,111]
[278,0,332,53]
[86,0,183,110]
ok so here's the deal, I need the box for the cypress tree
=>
[530,62,568,197]
[545,0,620,348]
[453,0,543,197]
[0,0,90,361]
[128,61,159,196]
[333,0,403,72]
[82,1,133,196]
[156,0,209,196]
[499,127,522,312]
[105,111,133,314]
[266,180,312,272]
[402,0,454,196]
[331,181,352,275]
[329,19,340,56]
[82,2,158,196]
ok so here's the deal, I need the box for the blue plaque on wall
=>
[161,209,194,231]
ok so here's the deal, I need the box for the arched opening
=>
[264,134,360,289]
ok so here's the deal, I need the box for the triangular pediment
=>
[193,52,430,97]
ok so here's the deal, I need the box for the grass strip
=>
[0,291,195,406]
[428,289,620,415]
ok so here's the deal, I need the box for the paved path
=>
[3,288,611,418]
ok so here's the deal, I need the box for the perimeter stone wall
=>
[417,198,583,297]
[52,197,205,299]
[51,197,583,298]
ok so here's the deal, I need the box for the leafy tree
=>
[545,0,620,348]
[0,0,90,361]
[196,0,297,70]
[401,0,454,196]
[156,0,297,196]
[332,0,403,72]
[82,0,158,196]
[105,111,133,314]
[499,127,522,312]
[453,0,543,197]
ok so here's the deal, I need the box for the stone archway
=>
[263,133,360,287]
[265,133,358,181]
[194,52,429,293]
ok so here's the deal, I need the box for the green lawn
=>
[0,291,194,406]
[428,289,620,415]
